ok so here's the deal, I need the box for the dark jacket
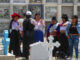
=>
[23,18,34,43]
[8,19,14,37]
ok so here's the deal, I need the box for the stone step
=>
[0,55,15,60]
[0,47,4,55]
[16,57,26,60]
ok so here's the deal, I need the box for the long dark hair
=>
[62,14,69,21]
[34,13,40,19]
[72,15,78,25]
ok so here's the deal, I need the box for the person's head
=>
[11,13,21,21]
[23,13,26,18]
[26,11,32,19]
[51,16,57,24]
[62,14,68,23]
[14,16,19,21]
[72,15,78,25]
[34,13,40,21]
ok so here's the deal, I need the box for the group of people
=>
[8,10,80,60]
[46,14,80,60]
[8,11,45,60]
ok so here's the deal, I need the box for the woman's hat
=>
[11,13,21,18]
[62,14,68,19]
[52,16,57,21]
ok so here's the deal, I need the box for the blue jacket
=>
[66,22,80,36]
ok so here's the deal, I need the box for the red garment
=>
[11,13,21,18]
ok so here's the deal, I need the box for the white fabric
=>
[18,18,24,23]
[60,26,67,31]
[49,23,59,32]
[18,18,24,31]
[12,21,19,31]
[33,20,45,31]
[60,21,69,31]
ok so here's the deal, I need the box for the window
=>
[13,0,25,3]
[28,5,44,18]
[62,0,73,3]
[78,0,80,3]
[45,6,57,19]
[0,7,10,19]
[29,0,42,3]
[62,6,73,18]
[46,0,57,3]
[0,22,9,30]
[0,0,10,3]
[78,6,80,18]
[13,6,27,17]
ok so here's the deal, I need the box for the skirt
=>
[59,33,70,57]
[9,30,21,56]
[34,30,43,42]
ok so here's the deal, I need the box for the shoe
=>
[67,57,73,60]
[75,58,78,60]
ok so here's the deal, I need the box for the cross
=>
[48,35,60,60]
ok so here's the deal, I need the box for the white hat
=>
[26,11,32,15]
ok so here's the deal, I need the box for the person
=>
[59,14,70,58]
[46,16,60,56]
[18,13,25,42]
[8,13,22,57]
[23,13,26,19]
[34,13,45,42]
[66,15,80,60]
[23,11,35,59]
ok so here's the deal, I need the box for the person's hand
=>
[50,31,56,36]
[46,38,49,42]
[52,30,57,33]
[60,30,65,33]
[63,24,67,26]
[67,36,70,39]
[20,31,23,38]
[31,20,36,25]
[32,22,36,25]
[40,19,43,24]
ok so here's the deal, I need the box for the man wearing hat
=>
[8,13,22,57]
[23,11,35,59]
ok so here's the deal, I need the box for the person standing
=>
[46,16,60,56]
[59,14,70,58]
[8,13,22,57]
[34,13,45,42]
[23,11,35,59]
[66,15,80,60]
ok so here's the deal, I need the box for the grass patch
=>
[73,52,80,58]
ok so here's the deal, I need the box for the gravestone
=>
[29,42,49,60]
[29,35,60,60]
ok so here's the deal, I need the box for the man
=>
[23,11,35,59]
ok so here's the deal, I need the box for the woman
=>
[34,13,45,42]
[59,14,70,58]
[46,16,60,56]
[66,15,80,60]
[8,13,21,57]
